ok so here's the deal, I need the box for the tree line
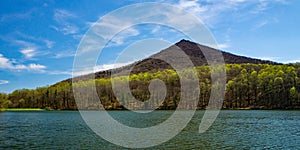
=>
[2,63,300,110]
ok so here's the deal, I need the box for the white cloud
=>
[28,64,46,70]
[107,28,140,47]
[169,0,287,49]
[229,0,246,3]
[73,62,133,76]
[53,50,75,58]
[176,0,208,14]
[44,39,54,48]
[94,62,133,72]
[0,9,34,22]
[0,54,14,69]
[53,9,79,35]
[51,25,79,35]
[255,56,281,61]
[20,48,37,59]
[172,0,287,27]
[217,43,230,49]
[12,38,50,60]
[151,25,161,34]
[79,0,286,56]
[173,0,240,27]
[90,16,140,47]
[54,9,76,22]
[252,20,269,30]
[250,0,288,14]
[252,56,300,64]
[0,80,9,85]
[14,39,36,49]
[12,39,48,59]
[49,70,72,75]
[0,53,46,72]
[282,59,300,64]
[72,34,84,40]
[15,32,55,49]
[252,18,279,30]
[206,43,230,50]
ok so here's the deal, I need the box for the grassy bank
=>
[3,108,46,111]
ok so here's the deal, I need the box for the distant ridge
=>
[68,39,279,82]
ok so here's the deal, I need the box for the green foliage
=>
[4,108,44,111]
[0,93,11,110]
[4,64,300,110]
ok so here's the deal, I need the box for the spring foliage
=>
[5,64,300,110]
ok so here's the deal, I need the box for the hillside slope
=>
[70,39,278,82]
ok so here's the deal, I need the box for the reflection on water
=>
[0,110,299,149]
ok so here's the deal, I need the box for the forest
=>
[1,63,300,110]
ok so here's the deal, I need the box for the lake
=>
[0,110,299,149]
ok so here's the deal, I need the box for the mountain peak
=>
[176,39,193,44]
[175,39,196,47]
[70,39,280,82]
[172,39,279,65]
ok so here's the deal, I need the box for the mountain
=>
[127,39,277,72]
[6,39,300,110]
[71,39,278,82]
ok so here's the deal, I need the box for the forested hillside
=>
[1,40,299,110]
[2,64,300,110]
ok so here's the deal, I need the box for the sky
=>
[0,0,299,93]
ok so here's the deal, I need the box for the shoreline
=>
[1,108,299,112]
[3,108,46,111]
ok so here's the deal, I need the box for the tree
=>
[0,93,11,110]
[4,64,300,110]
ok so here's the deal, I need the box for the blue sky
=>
[0,0,299,93]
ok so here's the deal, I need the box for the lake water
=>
[0,110,299,149]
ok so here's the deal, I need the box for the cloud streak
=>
[0,54,46,72]
[172,0,287,27]
[46,62,134,76]
[254,56,300,64]
[73,62,133,76]
[52,9,79,35]
[15,32,55,49]
[20,48,37,59]
[89,16,140,47]
[0,8,34,22]
[0,80,9,85]
[0,34,52,60]
[53,50,76,58]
